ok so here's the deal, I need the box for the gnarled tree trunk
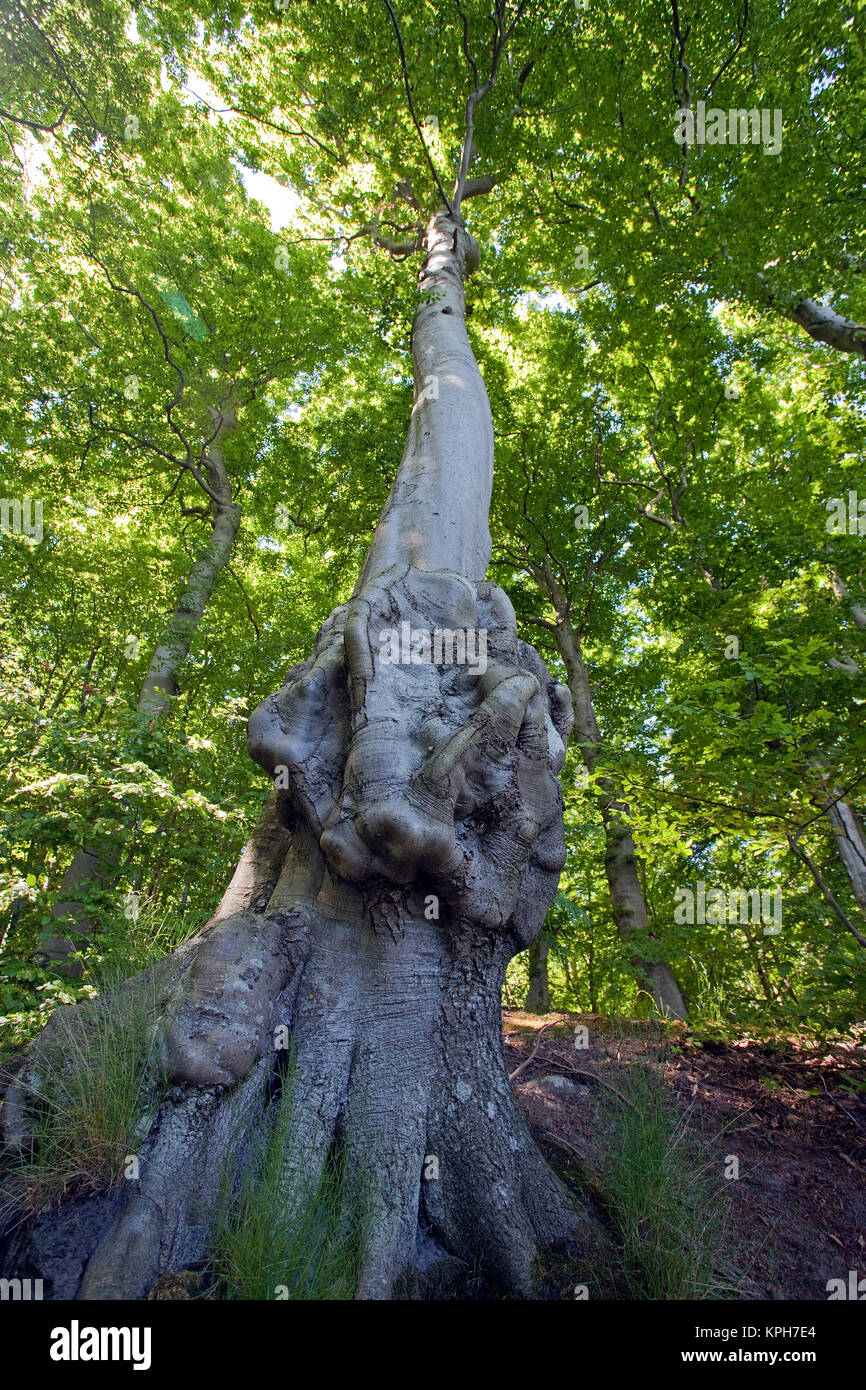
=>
[2,210,609,1300]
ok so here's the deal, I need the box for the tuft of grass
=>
[597,1061,732,1299]
[1,977,167,1216]
[87,905,205,984]
[211,1074,370,1301]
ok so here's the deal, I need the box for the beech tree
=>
[3,0,617,1299]
[2,0,865,1302]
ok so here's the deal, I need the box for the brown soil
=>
[504,1009,866,1301]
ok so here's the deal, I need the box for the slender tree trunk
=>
[739,924,780,1011]
[534,569,687,1020]
[808,756,866,918]
[525,937,551,1012]
[40,418,241,967]
[823,793,866,915]
[4,209,611,1300]
[812,578,866,912]
[137,428,240,718]
[562,951,576,1004]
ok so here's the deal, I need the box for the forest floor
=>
[504,1009,866,1301]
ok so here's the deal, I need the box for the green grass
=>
[597,1060,732,1299]
[211,1073,370,1301]
[87,904,205,983]
[1,976,167,1216]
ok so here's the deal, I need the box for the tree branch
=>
[786,831,866,951]
[382,0,453,213]
[227,564,260,639]
[452,2,508,211]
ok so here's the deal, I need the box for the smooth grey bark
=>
[754,275,866,360]
[532,561,687,1021]
[812,765,866,918]
[40,414,241,967]
[708,261,866,361]
[3,209,610,1300]
[789,296,866,358]
[825,795,866,916]
[137,414,241,718]
[355,220,490,587]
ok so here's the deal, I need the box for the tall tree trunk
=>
[814,576,866,913]
[807,754,866,919]
[532,564,687,1020]
[822,791,866,915]
[40,417,241,967]
[136,464,240,718]
[525,937,551,1012]
[587,929,597,1014]
[4,209,610,1299]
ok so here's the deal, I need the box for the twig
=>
[536,1053,638,1109]
[786,831,866,951]
[819,1075,864,1132]
[543,1131,582,1162]
[508,1021,557,1082]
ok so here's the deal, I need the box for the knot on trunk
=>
[160,909,306,1086]
[248,567,573,937]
